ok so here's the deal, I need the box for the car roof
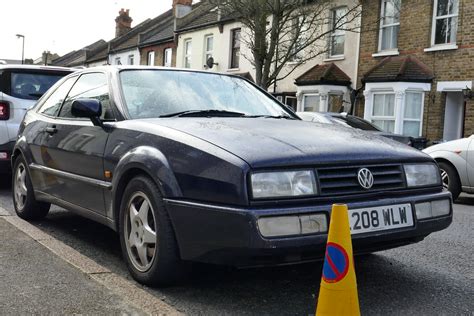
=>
[0,64,74,72]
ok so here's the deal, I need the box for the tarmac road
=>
[0,177,472,315]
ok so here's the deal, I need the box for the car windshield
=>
[120,70,293,119]
[10,72,65,100]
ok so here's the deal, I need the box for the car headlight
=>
[404,163,440,187]
[251,170,317,199]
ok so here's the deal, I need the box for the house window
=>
[403,92,423,137]
[371,93,396,133]
[289,17,305,62]
[379,0,401,51]
[431,0,459,46]
[303,94,320,112]
[329,7,347,57]
[147,51,155,66]
[115,57,121,65]
[230,29,241,69]
[128,55,134,65]
[204,35,214,64]
[184,40,192,68]
[164,48,172,67]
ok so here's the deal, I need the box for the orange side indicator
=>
[105,171,113,179]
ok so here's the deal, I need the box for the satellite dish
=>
[206,57,218,69]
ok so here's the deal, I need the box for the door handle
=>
[45,126,58,135]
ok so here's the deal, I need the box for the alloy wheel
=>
[440,169,449,190]
[125,192,158,272]
[14,163,28,210]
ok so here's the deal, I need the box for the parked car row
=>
[10,66,452,286]
[0,65,74,174]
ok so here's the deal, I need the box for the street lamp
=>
[16,34,25,65]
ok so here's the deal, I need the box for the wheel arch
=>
[110,146,182,231]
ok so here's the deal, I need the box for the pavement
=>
[0,176,473,315]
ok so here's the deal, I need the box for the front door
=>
[443,92,465,141]
[40,72,113,215]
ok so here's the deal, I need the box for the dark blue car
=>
[12,67,452,286]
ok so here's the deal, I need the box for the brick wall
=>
[357,0,474,141]
[139,42,177,67]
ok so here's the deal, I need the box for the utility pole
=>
[16,34,25,64]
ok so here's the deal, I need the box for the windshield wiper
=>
[243,115,297,120]
[159,110,246,118]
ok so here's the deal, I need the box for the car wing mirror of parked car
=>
[71,98,104,128]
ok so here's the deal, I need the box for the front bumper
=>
[0,141,15,173]
[165,190,452,267]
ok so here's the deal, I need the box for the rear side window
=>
[10,72,65,100]
[38,76,77,117]
[59,73,113,120]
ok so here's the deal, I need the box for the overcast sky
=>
[1,0,174,60]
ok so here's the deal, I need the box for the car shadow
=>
[0,184,469,315]
[455,193,474,206]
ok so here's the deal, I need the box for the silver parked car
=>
[423,135,474,200]
[0,65,73,174]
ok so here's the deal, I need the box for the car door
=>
[39,72,113,215]
[466,136,474,188]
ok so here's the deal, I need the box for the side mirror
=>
[71,98,103,127]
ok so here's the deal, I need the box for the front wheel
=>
[438,161,461,201]
[119,175,188,286]
[12,156,50,220]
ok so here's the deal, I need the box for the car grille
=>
[316,164,406,196]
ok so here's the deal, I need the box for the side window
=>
[38,77,77,117]
[59,73,113,120]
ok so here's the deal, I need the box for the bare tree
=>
[211,0,361,90]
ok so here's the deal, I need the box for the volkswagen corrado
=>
[11,67,452,285]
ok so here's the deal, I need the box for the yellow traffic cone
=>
[316,204,360,316]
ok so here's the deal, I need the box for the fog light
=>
[416,199,450,219]
[300,214,327,234]
[0,152,7,160]
[415,202,432,219]
[431,200,450,217]
[257,213,328,237]
[257,216,300,237]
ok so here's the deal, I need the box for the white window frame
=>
[302,93,322,112]
[184,39,192,68]
[370,92,397,133]
[115,57,121,65]
[289,16,305,62]
[328,7,347,58]
[378,0,401,53]
[429,0,459,48]
[229,28,241,70]
[363,82,430,137]
[204,35,214,66]
[128,55,134,65]
[147,51,155,66]
[164,48,172,67]
[402,91,425,137]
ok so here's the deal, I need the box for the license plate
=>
[349,204,414,235]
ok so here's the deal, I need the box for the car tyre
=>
[12,156,50,220]
[119,175,188,286]
[438,161,461,201]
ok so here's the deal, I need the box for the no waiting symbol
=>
[322,242,349,283]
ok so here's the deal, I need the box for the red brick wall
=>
[357,0,474,140]
[139,42,177,67]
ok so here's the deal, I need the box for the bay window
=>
[403,92,423,137]
[372,93,396,133]
[184,39,192,68]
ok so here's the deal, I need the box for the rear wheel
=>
[12,156,50,220]
[438,161,461,201]
[119,175,188,286]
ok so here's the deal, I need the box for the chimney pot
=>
[115,8,133,38]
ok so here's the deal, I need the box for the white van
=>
[0,65,73,174]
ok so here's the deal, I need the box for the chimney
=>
[115,8,133,37]
[173,0,192,18]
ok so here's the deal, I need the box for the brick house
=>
[356,0,474,142]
